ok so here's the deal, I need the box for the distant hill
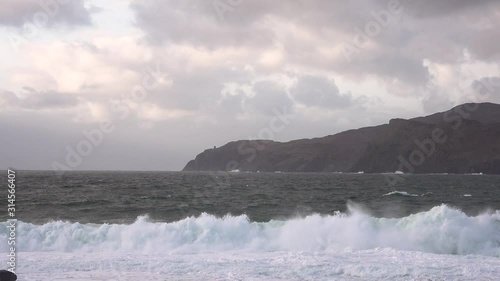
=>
[412,102,500,125]
[183,103,500,174]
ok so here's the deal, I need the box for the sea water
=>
[1,171,499,280]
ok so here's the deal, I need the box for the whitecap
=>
[2,205,499,257]
[382,191,419,197]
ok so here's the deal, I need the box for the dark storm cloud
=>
[468,28,500,60]
[247,80,294,116]
[130,0,275,47]
[146,66,254,112]
[402,0,498,18]
[291,75,353,108]
[129,0,408,50]
[0,0,93,27]
[129,0,500,93]
[2,0,500,172]
[1,88,79,110]
[421,91,455,114]
[472,77,500,103]
[339,52,431,88]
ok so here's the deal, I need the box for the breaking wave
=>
[382,191,419,197]
[2,205,499,257]
[382,191,433,197]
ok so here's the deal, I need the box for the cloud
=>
[468,28,500,61]
[130,0,275,48]
[0,0,94,27]
[127,0,500,97]
[291,75,353,108]
[402,0,498,18]
[16,37,154,94]
[246,80,294,116]
[472,76,500,103]
[0,88,78,111]
[1,0,500,170]
[421,91,455,114]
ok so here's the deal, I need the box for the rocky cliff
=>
[183,103,500,174]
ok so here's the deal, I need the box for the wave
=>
[1,204,499,257]
[382,191,433,197]
[382,191,419,197]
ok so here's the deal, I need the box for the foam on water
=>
[15,249,500,281]
[382,191,420,197]
[2,204,499,257]
[382,191,433,197]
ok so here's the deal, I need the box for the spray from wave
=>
[2,204,499,257]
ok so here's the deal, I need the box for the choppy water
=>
[1,171,500,280]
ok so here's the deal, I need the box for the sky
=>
[1,0,500,171]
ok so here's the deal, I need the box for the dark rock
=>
[0,270,17,281]
[183,103,500,174]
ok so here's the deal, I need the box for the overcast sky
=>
[1,0,500,171]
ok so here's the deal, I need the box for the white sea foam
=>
[15,249,500,281]
[2,205,499,257]
[382,191,419,197]
[382,191,433,197]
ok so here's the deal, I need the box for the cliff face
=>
[183,103,500,174]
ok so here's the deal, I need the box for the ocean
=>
[1,171,500,280]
